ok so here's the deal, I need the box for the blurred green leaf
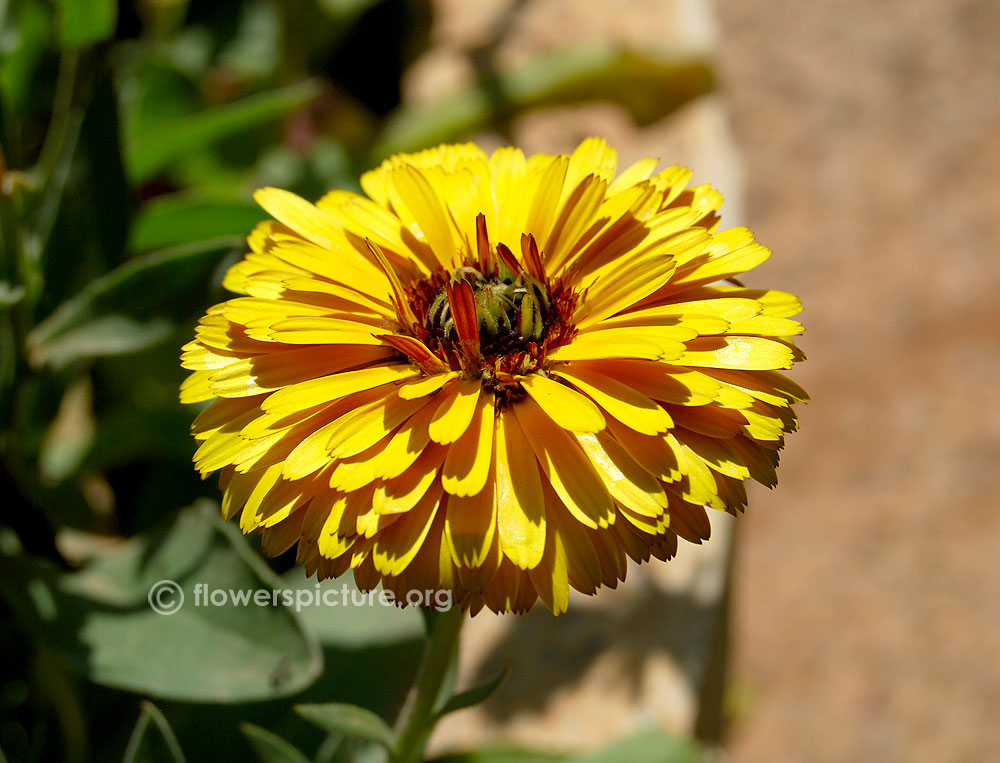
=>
[218,0,282,82]
[430,750,563,763]
[83,405,196,471]
[373,46,714,160]
[53,0,117,48]
[129,195,266,252]
[295,702,394,750]
[436,663,509,719]
[27,236,240,353]
[282,568,423,648]
[0,281,26,305]
[573,729,701,763]
[30,314,174,369]
[1,501,324,701]
[123,701,187,763]
[430,728,702,763]
[318,0,380,22]
[38,374,94,481]
[240,723,312,763]
[127,80,320,182]
[0,0,52,112]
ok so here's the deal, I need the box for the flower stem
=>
[393,606,465,763]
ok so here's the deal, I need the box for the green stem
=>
[393,606,465,763]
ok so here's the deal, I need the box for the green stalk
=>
[393,606,465,763]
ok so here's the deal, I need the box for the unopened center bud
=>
[426,265,550,347]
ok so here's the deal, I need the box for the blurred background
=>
[1,0,998,761]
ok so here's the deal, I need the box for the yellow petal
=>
[257,317,383,345]
[527,502,571,615]
[513,397,614,530]
[670,227,770,289]
[554,365,672,435]
[571,241,677,326]
[524,155,569,245]
[574,432,668,518]
[373,402,437,480]
[327,394,432,458]
[680,336,795,371]
[444,483,497,568]
[180,369,216,404]
[388,165,460,268]
[399,371,459,400]
[441,393,495,496]
[520,374,605,433]
[572,359,719,406]
[262,365,417,415]
[606,156,659,195]
[209,345,393,397]
[541,174,608,268]
[372,483,443,576]
[373,445,445,515]
[726,316,803,337]
[548,332,665,362]
[428,379,482,444]
[253,187,338,249]
[494,410,546,570]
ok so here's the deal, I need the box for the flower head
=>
[181,138,806,614]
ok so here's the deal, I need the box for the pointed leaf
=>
[129,195,268,252]
[30,314,174,369]
[240,724,312,763]
[294,703,395,751]
[572,729,702,763]
[373,47,713,160]
[128,81,320,182]
[27,237,240,351]
[123,701,187,763]
[436,662,510,718]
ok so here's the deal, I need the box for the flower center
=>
[425,267,550,353]
[393,214,580,399]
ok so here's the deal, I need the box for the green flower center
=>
[425,265,551,352]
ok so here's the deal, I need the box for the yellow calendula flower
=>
[181,138,806,615]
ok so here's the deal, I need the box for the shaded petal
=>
[441,392,495,496]
[513,397,615,530]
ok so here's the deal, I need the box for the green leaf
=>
[429,729,702,763]
[0,1,52,113]
[295,703,395,751]
[240,724,313,763]
[38,375,94,481]
[30,314,174,369]
[27,236,240,352]
[572,729,702,763]
[0,281,25,306]
[1,501,323,702]
[123,701,187,763]
[129,195,267,252]
[283,568,424,648]
[372,46,714,160]
[319,0,381,22]
[436,662,509,719]
[430,749,564,763]
[128,81,320,182]
[52,0,116,48]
